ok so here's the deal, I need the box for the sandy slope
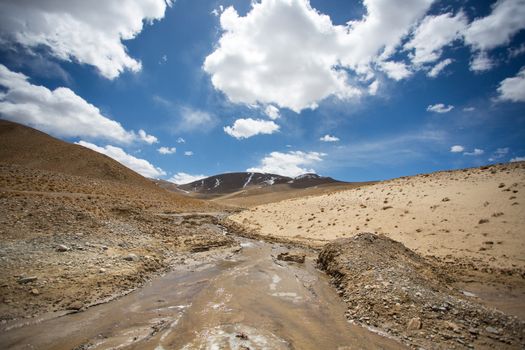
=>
[230,162,525,270]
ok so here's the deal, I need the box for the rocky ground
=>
[318,233,525,350]
[0,163,234,323]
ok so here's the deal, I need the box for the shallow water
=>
[0,238,404,349]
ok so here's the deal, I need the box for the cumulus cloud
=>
[497,67,525,102]
[157,146,176,154]
[450,145,465,153]
[320,134,340,142]
[428,58,453,78]
[0,64,154,144]
[247,150,325,177]
[0,1,171,79]
[379,61,412,81]
[464,0,525,52]
[464,148,484,156]
[138,129,158,144]
[176,137,186,143]
[204,0,432,112]
[264,105,280,120]
[169,172,207,184]
[469,52,495,72]
[76,141,166,178]
[224,118,279,139]
[405,12,467,66]
[368,80,379,95]
[427,103,454,113]
[510,156,525,162]
[184,151,194,156]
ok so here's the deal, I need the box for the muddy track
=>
[0,215,405,350]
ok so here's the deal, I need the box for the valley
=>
[1,121,524,349]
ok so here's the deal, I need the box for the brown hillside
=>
[0,120,152,188]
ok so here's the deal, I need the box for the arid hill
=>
[231,162,525,270]
[0,121,230,321]
[0,120,151,188]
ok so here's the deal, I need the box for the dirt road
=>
[0,235,403,349]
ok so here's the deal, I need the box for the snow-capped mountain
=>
[177,172,341,194]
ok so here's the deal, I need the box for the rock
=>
[99,268,106,273]
[56,244,69,252]
[68,301,83,310]
[30,288,39,295]
[276,252,305,263]
[18,276,38,284]
[123,253,139,262]
[445,321,460,332]
[485,326,500,335]
[468,327,479,335]
[407,317,422,330]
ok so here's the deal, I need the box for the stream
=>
[0,235,404,349]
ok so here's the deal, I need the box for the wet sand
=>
[0,238,404,350]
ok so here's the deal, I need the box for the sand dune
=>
[231,162,525,270]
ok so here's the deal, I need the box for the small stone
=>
[56,244,69,252]
[485,326,500,335]
[123,253,139,262]
[276,252,305,263]
[30,288,40,295]
[99,268,106,273]
[407,317,422,330]
[68,301,83,310]
[445,321,460,332]
[18,276,38,284]
[462,290,477,297]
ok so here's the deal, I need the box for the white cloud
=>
[510,156,525,162]
[247,150,325,177]
[264,105,280,120]
[224,118,279,139]
[508,44,525,58]
[169,172,207,185]
[76,141,166,178]
[427,103,454,113]
[464,148,484,156]
[184,151,194,156]
[428,58,453,78]
[368,80,379,95]
[463,106,475,112]
[405,12,467,65]
[0,64,153,144]
[320,134,340,142]
[342,0,434,68]
[497,66,525,102]
[493,147,509,159]
[379,61,412,81]
[204,0,432,112]
[176,137,186,143]
[177,107,217,133]
[464,0,525,52]
[469,52,495,72]
[138,129,158,144]
[450,145,465,153]
[157,146,176,154]
[0,1,171,79]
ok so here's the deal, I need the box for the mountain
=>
[0,120,153,188]
[177,172,343,195]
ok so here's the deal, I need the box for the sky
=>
[0,0,524,183]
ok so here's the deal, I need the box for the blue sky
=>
[0,0,524,183]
